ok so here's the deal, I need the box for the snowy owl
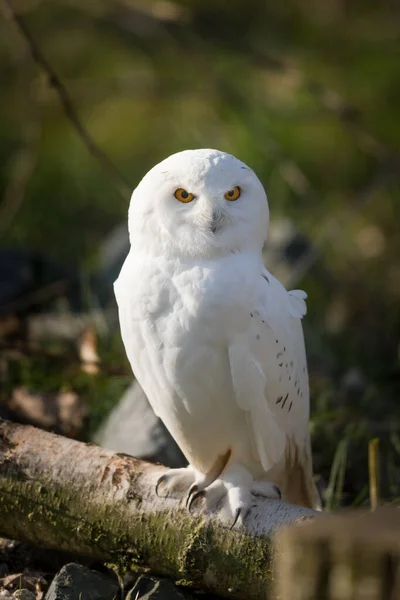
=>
[114,148,320,526]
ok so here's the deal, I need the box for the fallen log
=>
[0,418,317,599]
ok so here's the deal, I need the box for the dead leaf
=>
[0,570,47,600]
[78,327,100,374]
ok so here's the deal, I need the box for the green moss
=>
[0,473,274,599]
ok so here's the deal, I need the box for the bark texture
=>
[0,419,317,599]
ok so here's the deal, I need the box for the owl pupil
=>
[181,190,188,198]
[228,190,234,196]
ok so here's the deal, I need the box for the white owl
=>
[114,149,320,526]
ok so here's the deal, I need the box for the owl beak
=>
[210,208,223,234]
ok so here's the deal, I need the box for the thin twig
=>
[369,438,380,511]
[2,0,132,201]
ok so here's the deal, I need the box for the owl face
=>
[128,149,269,260]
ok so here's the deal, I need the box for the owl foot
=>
[186,471,223,509]
[155,467,196,499]
[185,449,232,508]
[251,479,281,499]
[188,464,281,528]
[155,450,231,502]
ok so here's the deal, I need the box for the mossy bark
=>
[0,418,316,599]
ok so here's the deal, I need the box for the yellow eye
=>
[224,186,241,201]
[174,188,195,203]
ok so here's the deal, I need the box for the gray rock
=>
[94,381,186,468]
[94,222,129,309]
[13,591,35,600]
[45,564,118,600]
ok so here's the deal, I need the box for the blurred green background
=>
[0,0,399,509]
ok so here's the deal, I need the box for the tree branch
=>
[2,0,132,201]
[0,418,317,599]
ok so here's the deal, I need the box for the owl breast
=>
[116,250,263,474]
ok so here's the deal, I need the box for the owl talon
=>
[154,467,197,500]
[229,506,250,529]
[251,481,282,501]
[188,489,206,512]
[230,508,242,530]
[155,476,164,497]
[186,483,198,508]
[155,474,168,498]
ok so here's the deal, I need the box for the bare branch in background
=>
[2,0,132,201]
[107,1,398,291]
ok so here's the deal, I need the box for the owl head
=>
[128,149,269,260]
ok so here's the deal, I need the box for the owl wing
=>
[228,268,316,502]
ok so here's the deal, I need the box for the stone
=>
[94,223,129,309]
[94,380,186,468]
[12,590,36,600]
[45,564,118,600]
